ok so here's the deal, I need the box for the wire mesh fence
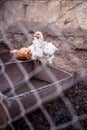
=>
[0,0,87,130]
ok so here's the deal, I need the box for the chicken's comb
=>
[9,50,14,56]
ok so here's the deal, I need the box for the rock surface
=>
[0,0,87,72]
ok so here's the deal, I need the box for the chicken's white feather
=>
[30,31,58,64]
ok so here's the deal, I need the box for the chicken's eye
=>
[37,33,40,36]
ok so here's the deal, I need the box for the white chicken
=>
[31,31,58,64]
[30,31,45,57]
[43,41,58,64]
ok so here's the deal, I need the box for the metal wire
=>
[0,1,87,130]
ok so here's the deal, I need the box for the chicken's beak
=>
[34,33,39,39]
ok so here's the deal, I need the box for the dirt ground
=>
[6,82,87,130]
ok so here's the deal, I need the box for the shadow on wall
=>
[1,21,87,45]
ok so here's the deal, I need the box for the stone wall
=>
[0,0,87,71]
[0,0,87,49]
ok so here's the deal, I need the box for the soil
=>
[6,82,87,130]
[0,42,11,63]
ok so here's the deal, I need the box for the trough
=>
[0,60,73,123]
